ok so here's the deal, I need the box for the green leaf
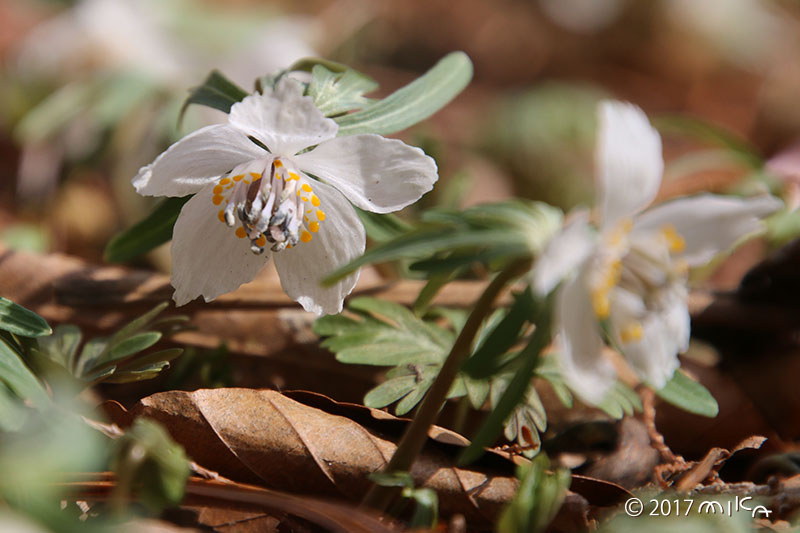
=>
[655,369,719,418]
[498,455,570,533]
[179,70,248,123]
[107,331,162,361]
[33,324,82,369]
[109,302,170,347]
[460,293,553,464]
[596,382,642,419]
[105,196,190,263]
[464,288,535,378]
[112,419,190,513]
[364,375,418,408]
[323,298,453,367]
[0,338,49,409]
[403,486,439,530]
[355,208,413,243]
[0,298,51,338]
[324,229,525,285]
[335,51,473,136]
[307,65,378,116]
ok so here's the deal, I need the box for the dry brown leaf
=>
[105,388,518,526]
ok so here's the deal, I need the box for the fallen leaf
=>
[107,388,518,526]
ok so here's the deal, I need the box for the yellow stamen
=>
[213,185,224,195]
[217,209,226,223]
[591,290,610,319]
[255,235,267,247]
[250,172,262,181]
[661,224,686,253]
[274,159,283,168]
[309,221,320,233]
[220,178,231,185]
[235,227,247,239]
[232,174,244,182]
[301,183,312,193]
[311,195,320,207]
[316,209,326,221]
[300,231,312,243]
[619,322,644,343]
[289,172,300,181]
[212,195,224,206]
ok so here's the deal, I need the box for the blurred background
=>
[3,0,800,272]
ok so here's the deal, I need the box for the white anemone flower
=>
[532,100,781,404]
[133,77,438,315]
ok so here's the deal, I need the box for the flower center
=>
[211,157,326,254]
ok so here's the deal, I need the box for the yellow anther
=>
[301,231,312,243]
[619,322,644,343]
[217,209,226,223]
[661,224,686,253]
[297,190,302,197]
[302,197,309,202]
[235,227,247,239]
[213,185,224,195]
[255,235,267,247]
[274,159,283,168]
[311,195,320,207]
[309,221,320,233]
[220,178,231,185]
[316,210,326,221]
[591,290,610,319]
[289,172,300,181]
[250,172,262,181]
[301,183,312,193]
[212,195,224,206]
[233,174,244,182]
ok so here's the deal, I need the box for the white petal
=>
[618,315,680,389]
[662,286,691,354]
[555,263,616,404]
[531,212,596,295]
[633,194,782,267]
[133,125,264,197]
[596,100,663,228]
[294,134,438,214]
[610,286,686,388]
[273,179,365,315]
[171,185,269,306]
[228,77,338,156]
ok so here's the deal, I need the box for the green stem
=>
[361,258,531,512]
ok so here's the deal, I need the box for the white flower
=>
[133,77,438,315]
[532,101,781,404]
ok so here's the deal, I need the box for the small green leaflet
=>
[498,455,571,533]
[0,298,51,338]
[105,196,190,263]
[0,337,49,410]
[655,369,719,418]
[179,70,249,123]
[307,65,378,117]
[32,303,186,386]
[335,51,473,136]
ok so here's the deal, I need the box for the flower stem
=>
[360,258,531,512]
